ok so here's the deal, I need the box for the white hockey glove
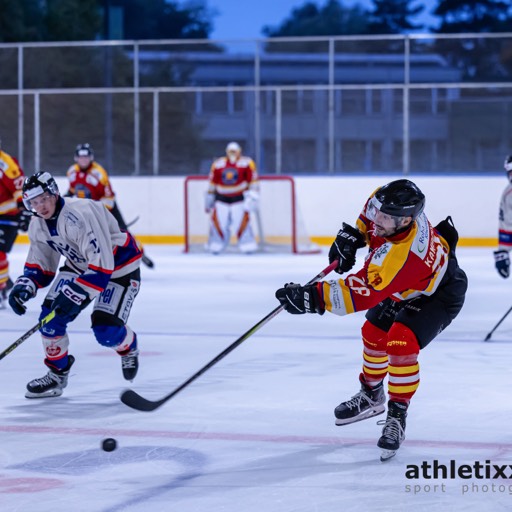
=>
[243,190,259,212]
[205,192,215,213]
[494,250,510,278]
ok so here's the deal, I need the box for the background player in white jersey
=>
[205,142,260,254]
[494,155,512,278]
[8,171,142,399]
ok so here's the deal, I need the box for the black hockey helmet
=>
[22,171,60,212]
[75,143,94,159]
[372,179,425,220]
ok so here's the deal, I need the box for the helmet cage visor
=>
[366,195,408,227]
[22,172,59,211]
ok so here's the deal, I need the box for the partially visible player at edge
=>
[494,155,512,278]
[9,171,142,399]
[205,141,260,254]
[66,143,154,269]
[275,179,468,461]
[0,137,30,307]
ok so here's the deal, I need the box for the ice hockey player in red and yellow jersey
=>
[276,179,467,461]
[205,141,260,254]
[66,143,154,269]
[0,137,29,307]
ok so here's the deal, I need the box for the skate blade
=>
[380,449,397,462]
[335,406,385,426]
[25,389,63,399]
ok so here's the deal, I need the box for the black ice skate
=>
[334,378,385,426]
[377,400,408,461]
[25,355,75,399]
[120,347,139,381]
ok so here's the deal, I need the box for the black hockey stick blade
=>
[0,309,56,362]
[483,304,512,342]
[120,260,339,412]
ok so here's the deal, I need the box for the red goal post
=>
[184,175,320,254]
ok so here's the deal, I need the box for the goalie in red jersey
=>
[276,179,467,461]
[205,142,260,254]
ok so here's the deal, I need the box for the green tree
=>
[44,0,102,41]
[119,0,215,40]
[430,0,512,79]
[0,0,46,42]
[431,0,512,33]
[367,0,425,34]
[262,0,370,38]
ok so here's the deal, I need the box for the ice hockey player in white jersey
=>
[8,171,143,398]
[494,155,512,278]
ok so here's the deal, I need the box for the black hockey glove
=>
[494,250,510,278]
[17,208,33,232]
[52,282,88,323]
[275,282,325,315]
[9,277,37,316]
[328,223,366,275]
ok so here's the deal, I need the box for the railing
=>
[0,34,511,175]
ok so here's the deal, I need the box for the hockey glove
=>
[494,250,510,278]
[205,193,215,213]
[328,223,366,274]
[243,190,259,212]
[17,208,32,232]
[275,282,325,315]
[9,277,37,316]
[52,282,88,322]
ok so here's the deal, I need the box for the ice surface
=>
[0,245,511,512]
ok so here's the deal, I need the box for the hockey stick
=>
[0,310,56,361]
[126,215,140,228]
[484,304,512,341]
[120,259,339,412]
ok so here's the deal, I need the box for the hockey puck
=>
[101,438,117,452]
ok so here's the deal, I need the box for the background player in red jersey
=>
[275,179,467,461]
[205,141,260,254]
[66,143,154,268]
[494,155,512,278]
[0,137,30,308]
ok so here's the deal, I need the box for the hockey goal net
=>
[184,175,320,254]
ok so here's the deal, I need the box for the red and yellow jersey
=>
[320,195,450,317]
[207,156,258,200]
[0,150,25,215]
[66,161,116,210]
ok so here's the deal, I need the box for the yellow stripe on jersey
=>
[367,225,417,291]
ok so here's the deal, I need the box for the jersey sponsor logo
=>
[47,240,87,264]
[221,167,239,184]
[416,216,428,254]
[372,243,390,264]
[120,280,140,322]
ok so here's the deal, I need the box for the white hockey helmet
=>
[226,141,241,163]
